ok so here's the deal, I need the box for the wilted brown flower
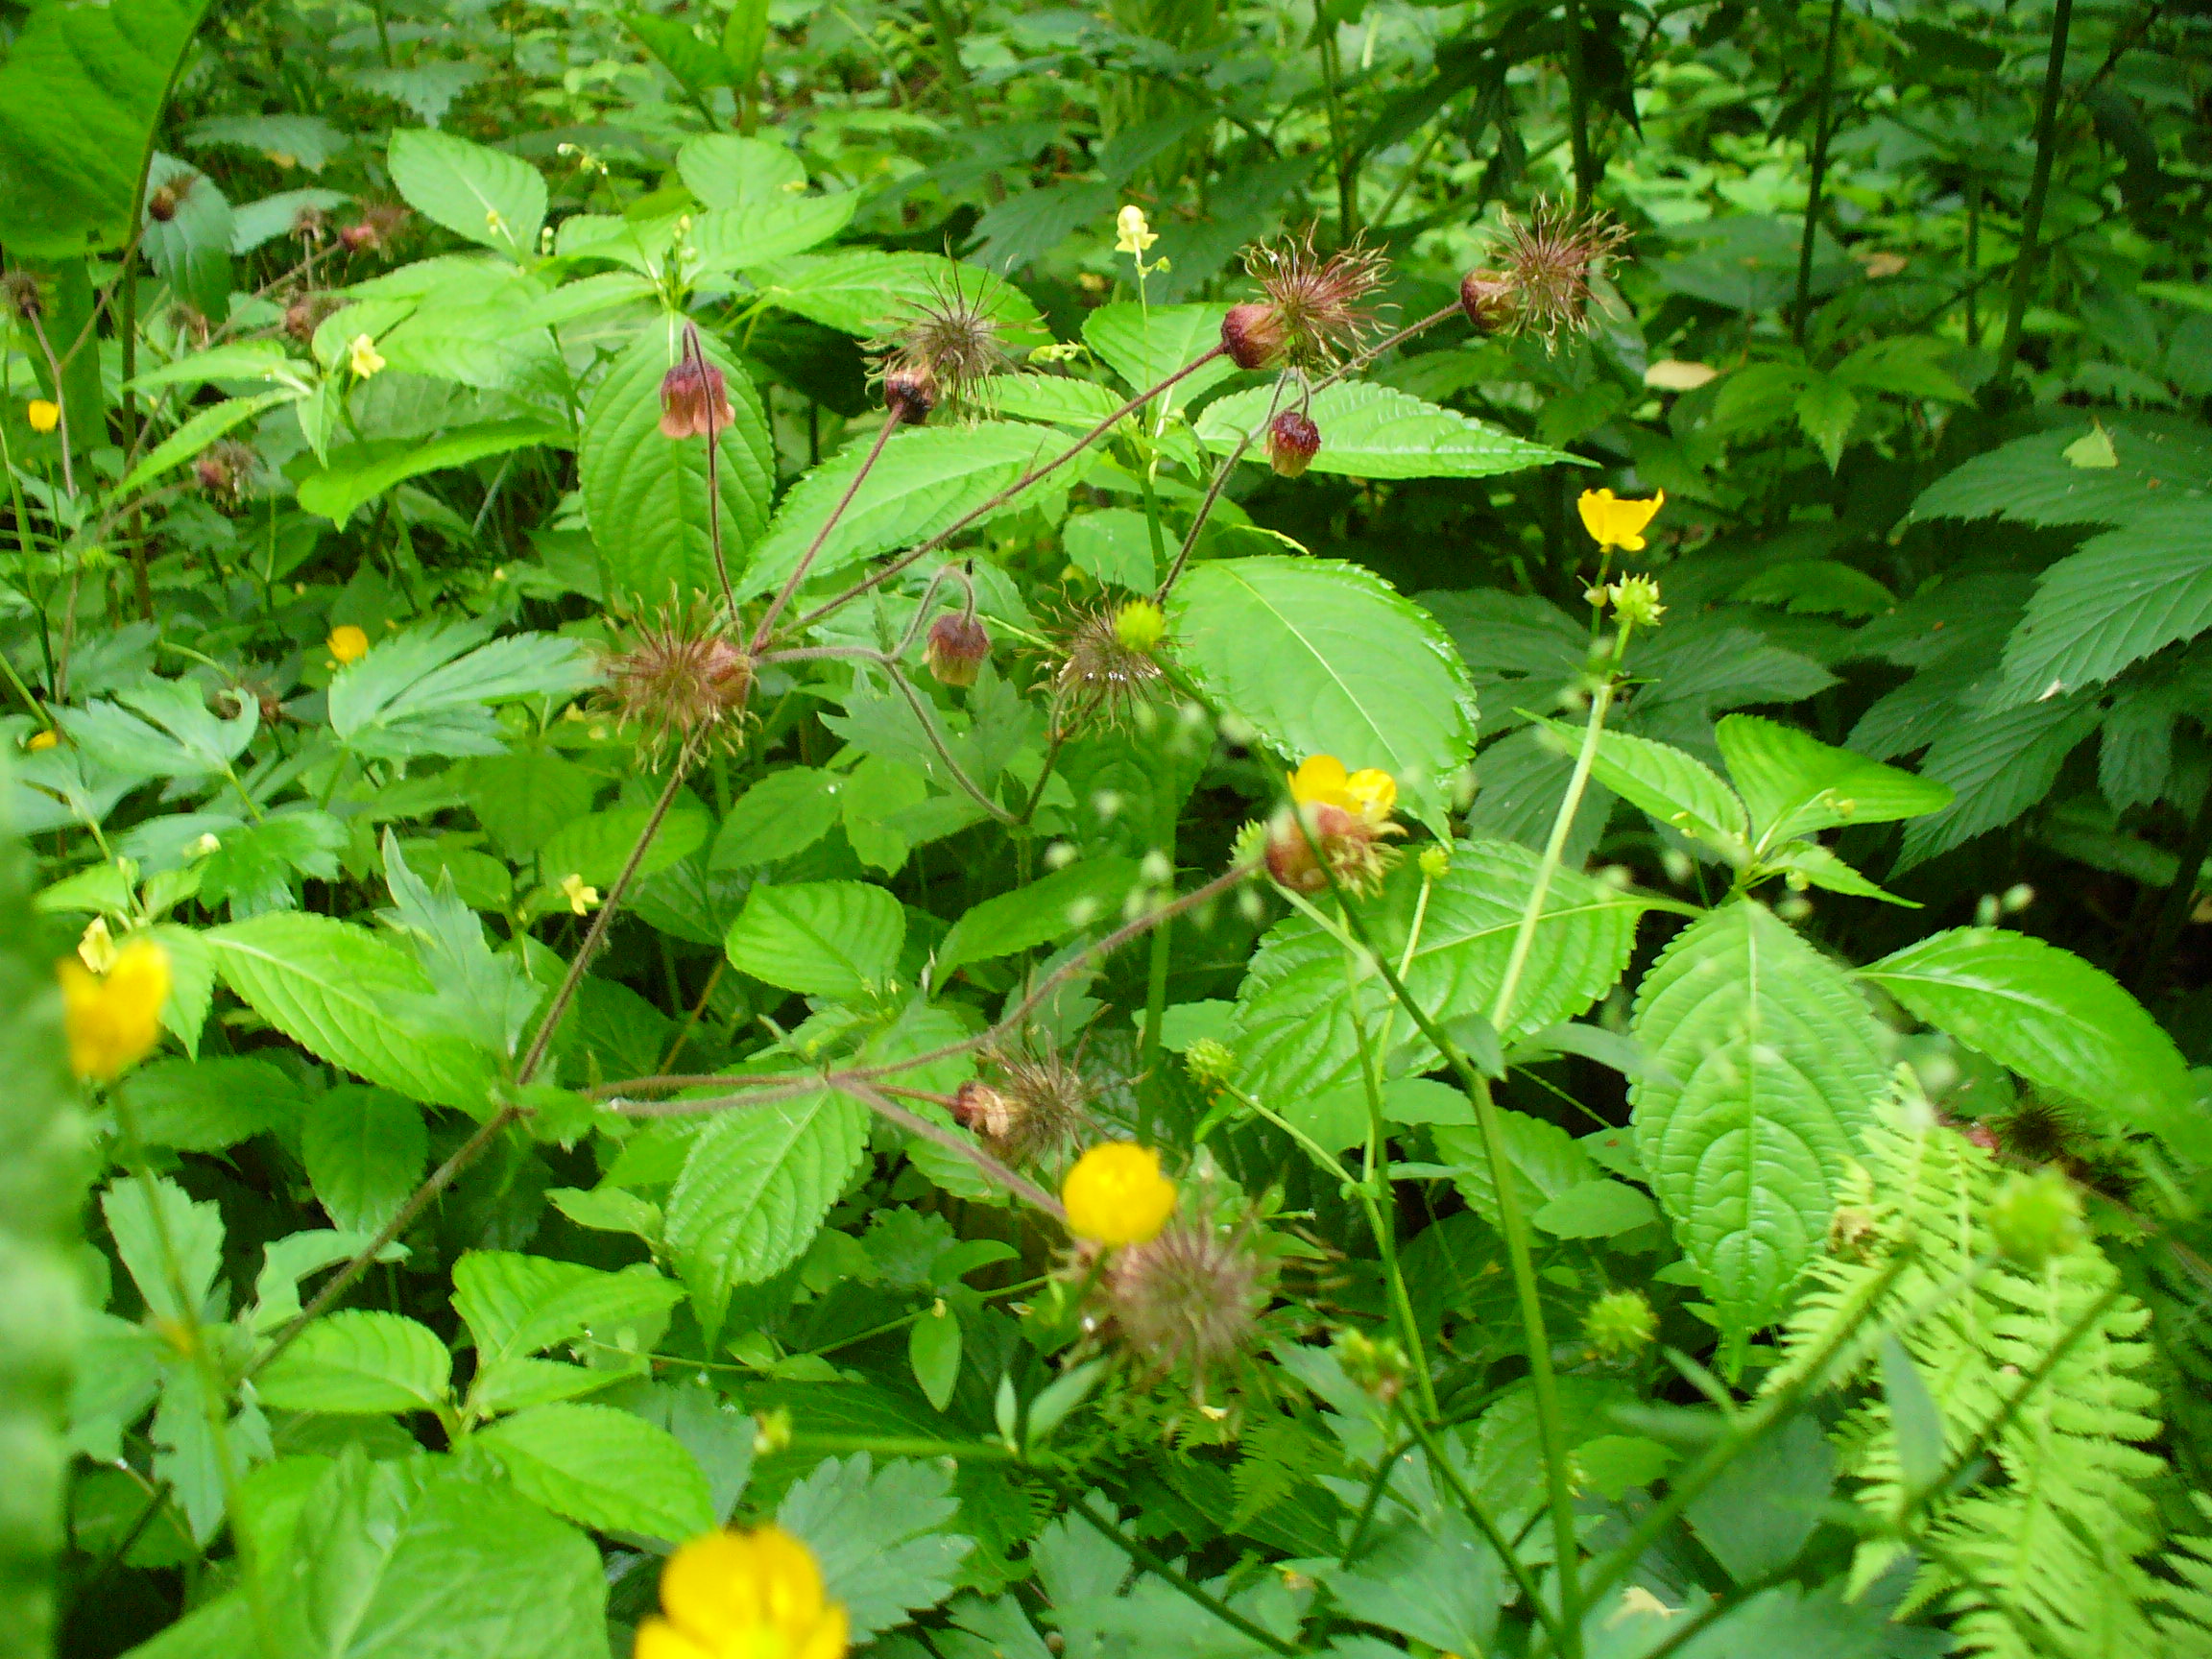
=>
[601,606,755,761]
[1049,604,1168,737]
[146,174,197,224]
[1222,230,1390,371]
[924,610,990,688]
[283,291,348,345]
[291,203,330,243]
[1460,201,1631,345]
[1266,409,1320,478]
[883,362,938,425]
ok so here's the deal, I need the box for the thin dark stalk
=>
[792,349,1227,630]
[689,325,736,609]
[1070,1499,1302,1657]
[1563,0,1597,208]
[1988,0,2076,394]
[838,1079,1065,1217]
[1791,0,1848,348]
[752,406,902,650]
[2134,770,2212,993]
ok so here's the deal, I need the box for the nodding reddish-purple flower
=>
[658,357,736,441]
[924,610,991,687]
[1267,409,1321,478]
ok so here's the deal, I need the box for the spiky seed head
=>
[283,291,347,345]
[1334,1328,1408,1402]
[1267,409,1321,478]
[1483,201,1631,345]
[1183,1038,1237,1088]
[871,269,1013,418]
[924,611,990,688]
[1052,606,1167,737]
[1103,1215,1267,1381]
[194,441,256,505]
[337,203,411,256]
[658,358,735,441]
[601,608,755,762]
[1584,1288,1657,1359]
[1236,229,1391,371]
[883,360,939,425]
[3,272,42,321]
[968,1046,1093,1165]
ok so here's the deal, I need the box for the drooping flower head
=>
[870,266,1015,421]
[1267,409,1321,479]
[1221,229,1390,372]
[635,1525,849,1659]
[1576,488,1665,553]
[601,605,755,762]
[1265,756,1406,895]
[1063,1142,1179,1247]
[954,1042,1094,1166]
[347,333,386,378]
[1459,201,1631,346]
[660,357,737,441]
[58,936,171,1082]
[923,610,991,688]
[1115,204,1159,256]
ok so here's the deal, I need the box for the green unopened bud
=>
[1608,573,1666,629]
[1230,818,1271,876]
[1418,844,1452,881]
[1184,1037,1237,1088]
[1334,1328,1408,1403]
[1584,1288,1657,1359]
[1114,598,1167,654]
[1988,1167,2087,1268]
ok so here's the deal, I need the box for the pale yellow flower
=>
[326,624,370,664]
[347,333,386,377]
[560,873,600,915]
[1115,204,1158,256]
[58,936,171,1081]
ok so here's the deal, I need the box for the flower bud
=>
[1584,1288,1657,1359]
[1334,1329,1408,1403]
[884,362,938,424]
[1183,1038,1237,1088]
[659,358,736,440]
[283,291,344,344]
[1220,301,1286,371]
[1418,845,1452,881]
[1267,409,1320,479]
[926,612,990,687]
[1988,1167,2087,1269]
[1113,598,1166,654]
[338,223,377,252]
[1458,270,1516,333]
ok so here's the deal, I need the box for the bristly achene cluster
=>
[1459,201,1631,344]
[601,606,754,763]
[870,266,1016,421]
[1220,229,1391,372]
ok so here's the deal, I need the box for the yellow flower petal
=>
[347,333,386,378]
[650,1527,846,1659]
[1288,755,1351,809]
[1576,488,1665,553]
[1341,768,1397,827]
[1115,204,1158,254]
[27,398,60,434]
[632,1616,717,1659]
[1062,1142,1178,1246]
[26,727,59,751]
[59,936,171,1082]
[327,624,370,664]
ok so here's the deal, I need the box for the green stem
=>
[1791,0,1848,348]
[1317,11,1358,239]
[1988,0,2076,394]
[1395,1402,1564,1647]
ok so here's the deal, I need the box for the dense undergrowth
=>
[4,0,2212,1654]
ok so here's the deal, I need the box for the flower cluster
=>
[1263,755,1406,896]
[636,1526,848,1659]
[58,935,171,1082]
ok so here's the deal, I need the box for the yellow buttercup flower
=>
[635,1526,849,1659]
[58,935,171,1082]
[327,624,370,664]
[560,873,600,915]
[27,398,60,434]
[1062,1142,1178,1247]
[1287,755,1397,830]
[1576,488,1664,553]
[347,333,386,377]
[1115,204,1158,256]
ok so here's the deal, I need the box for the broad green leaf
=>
[387,129,545,259]
[1861,926,2203,1157]
[677,133,805,206]
[1630,902,1888,1333]
[709,766,845,868]
[725,880,905,998]
[64,675,255,781]
[1194,381,1570,480]
[579,330,774,607]
[117,390,295,496]
[1319,1513,1500,1655]
[1763,842,1917,906]
[536,791,710,888]
[664,1089,871,1337]
[256,1310,451,1413]
[1713,713,1953,850]
[327,620,600,761]
[1531,1178,1660,1238]
[1062,509,1157,590]
[120,1056,297,1151]
[1793,373,1858,469]
[734,422,1062,602]
[1683,1414,1832,1584]
[301,1088,426,1234]
[691,195,856,273]
[1168,557,1479,830]
[1436,1107,1598,1232]
[936,856,1141,974]
[478,1403,713,1540]
[1231,843,1644,1140]
[1911,421,2211,529]
[296,420,565,525]
[1080,302,1238,411]
[382,829,541,1058]
[141,152,233,315]
[908,1306,961,1412]
[0,0,215,258]
[452,1251,683,1368]
[460,750,598,859]
[128,339,305,392]
[1537,718,1749,859]
[779,1454,974,1642]
[622,9,734,99]
[102,1176,225,1324]
[1895,694,2103,873]
[749,250,1047,343]
[1994,506,2212,706]
[979,375,1129,431]
[205,913,498,1111]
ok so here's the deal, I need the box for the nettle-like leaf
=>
[451,1250,683,1370]
[677,132,805,205]
[1991,504,2212,708]
[1081,302,1238,411]
[301,1087,425,1235]
[778,1454,974,1642]
[1168,556,1479,831]
[387,128,546,259]
[579,329,775,607]
[477,1402,715,1541]
[1910,419,2211,530]
[297,420,565,525]
[748,250,1050,342]
[725,879,905,998]
[1194,380,1570,479]
[327,620,599,761]
[1630,901,1888,1334]
[255,1310,451,1414]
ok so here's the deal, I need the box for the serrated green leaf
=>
[1911,422,2211,528]
[936,856,1141,974]
[302,1088,425,1235]
[677,133,805,206]
[691,194,855,273]
[579,330,774,607]
[452,1250,683,1368]
[256,1310,451,1413]
[1630,902,1888,1333]
[1168,556,1479,830]
[1080,302,1237,410]
[664,1089,870,1338]
[387,129,545,259]
[779,1454,974,1642]
[751,250,1047,343]
[980,374,1129,430]
[1994,506,2212,707]
[1194,380,1570,480]
[1861,926,2202,1157]
[734,421,1062,602]
[1436,1107,1598,1231]
[102,1175,225,1325]
[622,9,734,99]
[1793,373,1858,469]
[118,391,295,497]
[909,1305,961,1412]
[710,767,846,869]
[327,620,600,762]
[205,913,497,1111]
[1537,718,1748,858]
[1714,713,1953,850]
[1895,694,2103,872]
[120,1056,297,1151]
[725,880,905,998]
[297,420,565,525]
[478,1403,713,1540]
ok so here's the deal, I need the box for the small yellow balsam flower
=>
[1288,755,1397,830]
[1115,204,1158,256]
[27,398,60,434]
[560,873,600,915]
[327,624,370,664]
[635,1526,849,1659]
[25,726,59,751]
[1063,1142,1178,1246]
[78,917,119,974]
[1576,487,1664,553]
[58,935,172,1082]
[347,333,386,378]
